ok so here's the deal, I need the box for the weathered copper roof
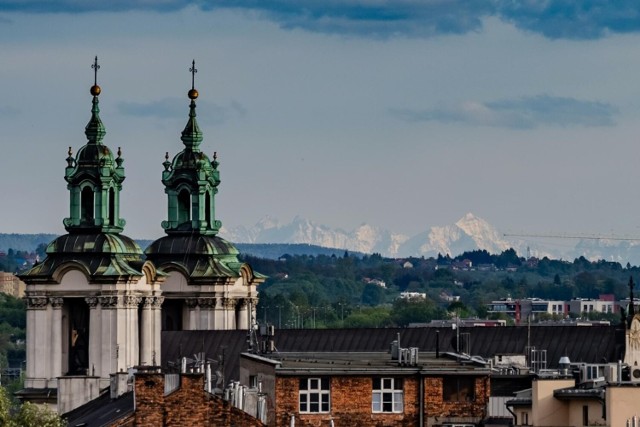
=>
[20,233,145,283]
[146,235,238,256]
[145,235,249,282]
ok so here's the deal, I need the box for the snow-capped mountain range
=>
[220,213,640,264]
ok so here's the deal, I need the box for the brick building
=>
[240,350,491,427]
[64,368,265,426]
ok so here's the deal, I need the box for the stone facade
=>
[0,272,25,297]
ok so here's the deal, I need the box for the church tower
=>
[146,61,263,331]
[19,58,163,410]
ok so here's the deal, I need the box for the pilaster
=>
[185,298,199,330]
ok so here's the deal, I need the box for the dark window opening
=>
[108,188,115,225]
[442,377,475,402]
[177,189,191,224]
[162,299,182,331]
[80,187,94,223]
[205,191,212,226]
[67,298,89,375]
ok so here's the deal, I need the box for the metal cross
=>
[91,56,100,86]
[189,60,197,90]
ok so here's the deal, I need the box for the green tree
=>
[361,284,385,306]
[391,298,445,326]
[0,386,65,427]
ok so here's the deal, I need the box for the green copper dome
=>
[22,233,145,284]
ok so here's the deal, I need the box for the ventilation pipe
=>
[559,356,571,376]
[436,330,440,359]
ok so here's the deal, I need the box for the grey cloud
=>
[2,0,640,40]
[390,95,617,129]
[496,0,640,40]
[117,98,246,124]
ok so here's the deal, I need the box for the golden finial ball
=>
[188,89,199,100]
[90,85,101,96]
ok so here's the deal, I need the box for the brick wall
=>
[424,376,489,422]
[275,376,419,427]
[274,374,490,427]
[130,372,264,427]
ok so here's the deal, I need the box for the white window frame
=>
[299,377,330,413]
[372,377,403,413]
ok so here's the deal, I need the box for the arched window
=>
[205,191,212,226]
[80,187,94,223]
[108,188,115,225]
[177,189,191,224]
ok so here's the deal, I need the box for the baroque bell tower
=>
[146,61,263,331]
[19,58,163,412]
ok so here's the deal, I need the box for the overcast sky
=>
[2,1,640,240]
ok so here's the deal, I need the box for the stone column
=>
[198,298,216,330]
[25,296,48,388]
[185,298,199,330]
[214,296,226,330]
[124,295,142,369]
[85,296,101,378]
[140,296,153,366]
[224,298,237,330]
[151,296,164,366]
[49,297,64,383]
[140,296,163,366]
[236,298,250,330]
[98,295,119,378]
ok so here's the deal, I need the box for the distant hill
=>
[235,243,363,260]
[0,233,57,252]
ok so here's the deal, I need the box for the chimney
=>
[110,371,130,399]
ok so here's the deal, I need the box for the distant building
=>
[363,277,387,288]
[487,298,567,323]
[399,291,427,300]
[569,297,615,315]
[0,271,25,297]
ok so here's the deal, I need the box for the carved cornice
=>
[25,296,48,310]
[185,298,199,309]
[142,296,164,309]
[99,296,120,309]
[49,297,64,309]
[123,295,142,308]
[85,297,99,308]
[198,297,217,309]
[223,298,237,309]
